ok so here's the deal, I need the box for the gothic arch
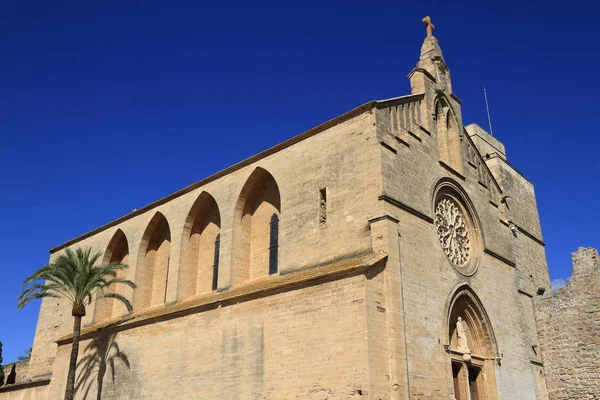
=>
[93,229,130,323]
[134,212,172,310]
[434,95,463,173]
[178,191,221,300]
[232,167,281,285]
[444,284,498,400]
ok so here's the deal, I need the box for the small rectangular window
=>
[319,188,327,226]
[269,214,279,275]
[212,234,220,291]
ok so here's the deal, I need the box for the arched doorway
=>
[446,286,498,400]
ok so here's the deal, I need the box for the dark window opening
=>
[319,188,327,225]
[468,366,481,400]
[452,362,462,400]
[212,234,220,291]
[269,214,279,275]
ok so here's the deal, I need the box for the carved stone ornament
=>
[435,197,471,267]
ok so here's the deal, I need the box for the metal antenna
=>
[483,86,494,136]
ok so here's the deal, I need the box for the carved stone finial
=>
[422,15,435,37]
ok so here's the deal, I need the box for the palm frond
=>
[18,246,136,314]
[100,293,133,313]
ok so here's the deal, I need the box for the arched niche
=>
[435,96,463,173]
[178,192,221,301]
[93,229,130,323]
[232,167,281,285]
[445,285,498,400]
[134,212,171,310]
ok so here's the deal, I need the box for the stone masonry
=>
[534,247,600,400]
[1,18,564,400]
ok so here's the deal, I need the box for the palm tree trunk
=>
[64,315,82,400]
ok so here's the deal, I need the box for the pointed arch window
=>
[232,167,281,283]
[269,214,279,275]
[212,234,221,291]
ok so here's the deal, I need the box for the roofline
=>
[49,99,379,254]
[375,92,425,106]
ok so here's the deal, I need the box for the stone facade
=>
[2,22,559,400]
[534,247,600,400]
[0,360,51,400]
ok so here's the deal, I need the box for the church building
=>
[4,17,551,399]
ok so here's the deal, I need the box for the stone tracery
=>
[435,196,471,267]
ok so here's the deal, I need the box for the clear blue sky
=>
[1,1,598,363]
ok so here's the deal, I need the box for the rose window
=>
[435,197,471,267]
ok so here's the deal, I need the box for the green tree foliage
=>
[18,247,136,400]
[17,348,32,362]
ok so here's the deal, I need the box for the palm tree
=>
[18,247,136,400]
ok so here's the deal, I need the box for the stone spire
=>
[409,16,453,95]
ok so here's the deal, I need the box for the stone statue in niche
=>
[456,317,472,361]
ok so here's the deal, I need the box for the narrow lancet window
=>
[319,188,327,226]
[212,234,220,291]
[269,214,279,275]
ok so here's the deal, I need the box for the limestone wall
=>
[47,266,379,399]
[1,360,28,386]
[20,32,556,400]
[0,360,50,400]
[535,247,600,400]
[375,49,550,397]
[28,107,382,379]
[0,383,49,400]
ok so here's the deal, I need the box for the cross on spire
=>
[422,15,435,37]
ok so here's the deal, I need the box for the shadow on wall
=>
[75,333,130,400]
[6,364,16,385]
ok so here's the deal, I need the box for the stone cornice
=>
[499,220,545,246]
[378,194,434,224]
[368,214,400,224]
[56,251,388,345]
[375,93,425,108]
[407,67,437,83]
[0,375,51,393]
[484,248,517,268]
[438,161,466,181]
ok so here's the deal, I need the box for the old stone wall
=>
[0,360,50,400]
[47,263,382,400]
[28,107,382,379]
[535,247,600,400]
[16,30,555,400]
[1,360,28,386]
[375,60,549,397]
[0,383,49,400]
